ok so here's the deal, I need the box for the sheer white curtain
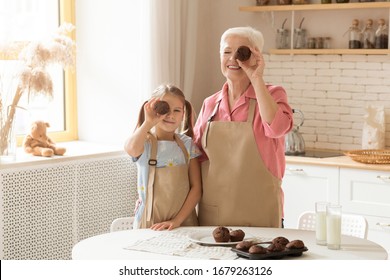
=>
[76,0,153,143]
[77,0,198,144]
[149,0,198,99]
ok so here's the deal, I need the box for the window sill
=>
[0,141,126,170]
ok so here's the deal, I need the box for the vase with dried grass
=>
[0,23,75,162]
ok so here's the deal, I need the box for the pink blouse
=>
[193,82,293,180]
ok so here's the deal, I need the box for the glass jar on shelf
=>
[307,37,316,49]
[294,28,306,49]
[292,0,307,4]
[276,28,290,49]
[375,18,388,49]
[362,19,375,49]
[323,37,331,49]
[256,0,270,5]
[277,0,292,4]
[347,19,362,49]
[315,37,324,49]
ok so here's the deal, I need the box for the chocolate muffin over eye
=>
[153,100,170,115]
[234,46,251,62]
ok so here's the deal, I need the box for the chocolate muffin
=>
[230,229,245,242]
[234,46,251,62]
[235,240,253,250]
[267,242,285,252]
[249,245,267,254]
[286,240,305,249]
[272,236,289,247]
[212,226,230,242]
[153,100,170,115]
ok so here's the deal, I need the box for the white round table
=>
[72,226,388,260]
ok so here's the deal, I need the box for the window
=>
[0,0,77,144]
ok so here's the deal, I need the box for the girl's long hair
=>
[135,84,195,138]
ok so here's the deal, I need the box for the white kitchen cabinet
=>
[282,163,339,229]
[339,167,390,254]
[283,159,390,255]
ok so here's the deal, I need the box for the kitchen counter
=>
[286,154,390,172]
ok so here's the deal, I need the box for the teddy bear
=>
[23,121,66,157]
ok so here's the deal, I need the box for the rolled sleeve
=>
[263,105,293,138]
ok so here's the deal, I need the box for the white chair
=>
[297,211,316,231]
[110,217,135,232]
[298,211,368,239]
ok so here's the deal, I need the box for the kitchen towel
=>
[123,228,238,260]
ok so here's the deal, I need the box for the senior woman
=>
[193,26,293,228]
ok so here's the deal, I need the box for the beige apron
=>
[140,133,198,228]
[199,99,282,227]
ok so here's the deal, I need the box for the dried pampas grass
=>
[1,23,75,156]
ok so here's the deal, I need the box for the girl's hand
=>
[143,98,168,127]
[150,220,180,231]
[237,47,265,81]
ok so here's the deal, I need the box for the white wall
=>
[265,54,390,150]
[76,0,390,149]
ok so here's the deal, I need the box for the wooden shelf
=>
[269,48,390,55]
[239,2,390,12]
[240,2,390,55]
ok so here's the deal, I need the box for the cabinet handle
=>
[376,222,390,227]
[376,175,390,181]
[376,223,390,231]
[287,168,305,174]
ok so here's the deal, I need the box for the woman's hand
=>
[150,220,180,231]
[237,47,265,82]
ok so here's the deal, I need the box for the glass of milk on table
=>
[326,204,342,250]
[315,201,329,245]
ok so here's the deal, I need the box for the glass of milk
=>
[326,204,342,250]
[315,202,329,245]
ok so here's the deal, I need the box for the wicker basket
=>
[344,149,390,164]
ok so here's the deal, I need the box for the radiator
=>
[0,153,138,259]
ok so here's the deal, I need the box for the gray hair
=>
[220,26,264,53]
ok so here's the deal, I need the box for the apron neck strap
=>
[147,132,158,166]
[146,132,157,221]
[174,134,189,164]
[147,132,188,164]
[202,101,221,149]
[247,99,256,124]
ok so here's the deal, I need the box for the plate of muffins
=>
[188,226,251,246]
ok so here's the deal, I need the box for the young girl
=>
[124,84,202,230]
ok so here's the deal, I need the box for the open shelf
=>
[240,2,390,55]
[269,48,390,55]
[239,2,390,12]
